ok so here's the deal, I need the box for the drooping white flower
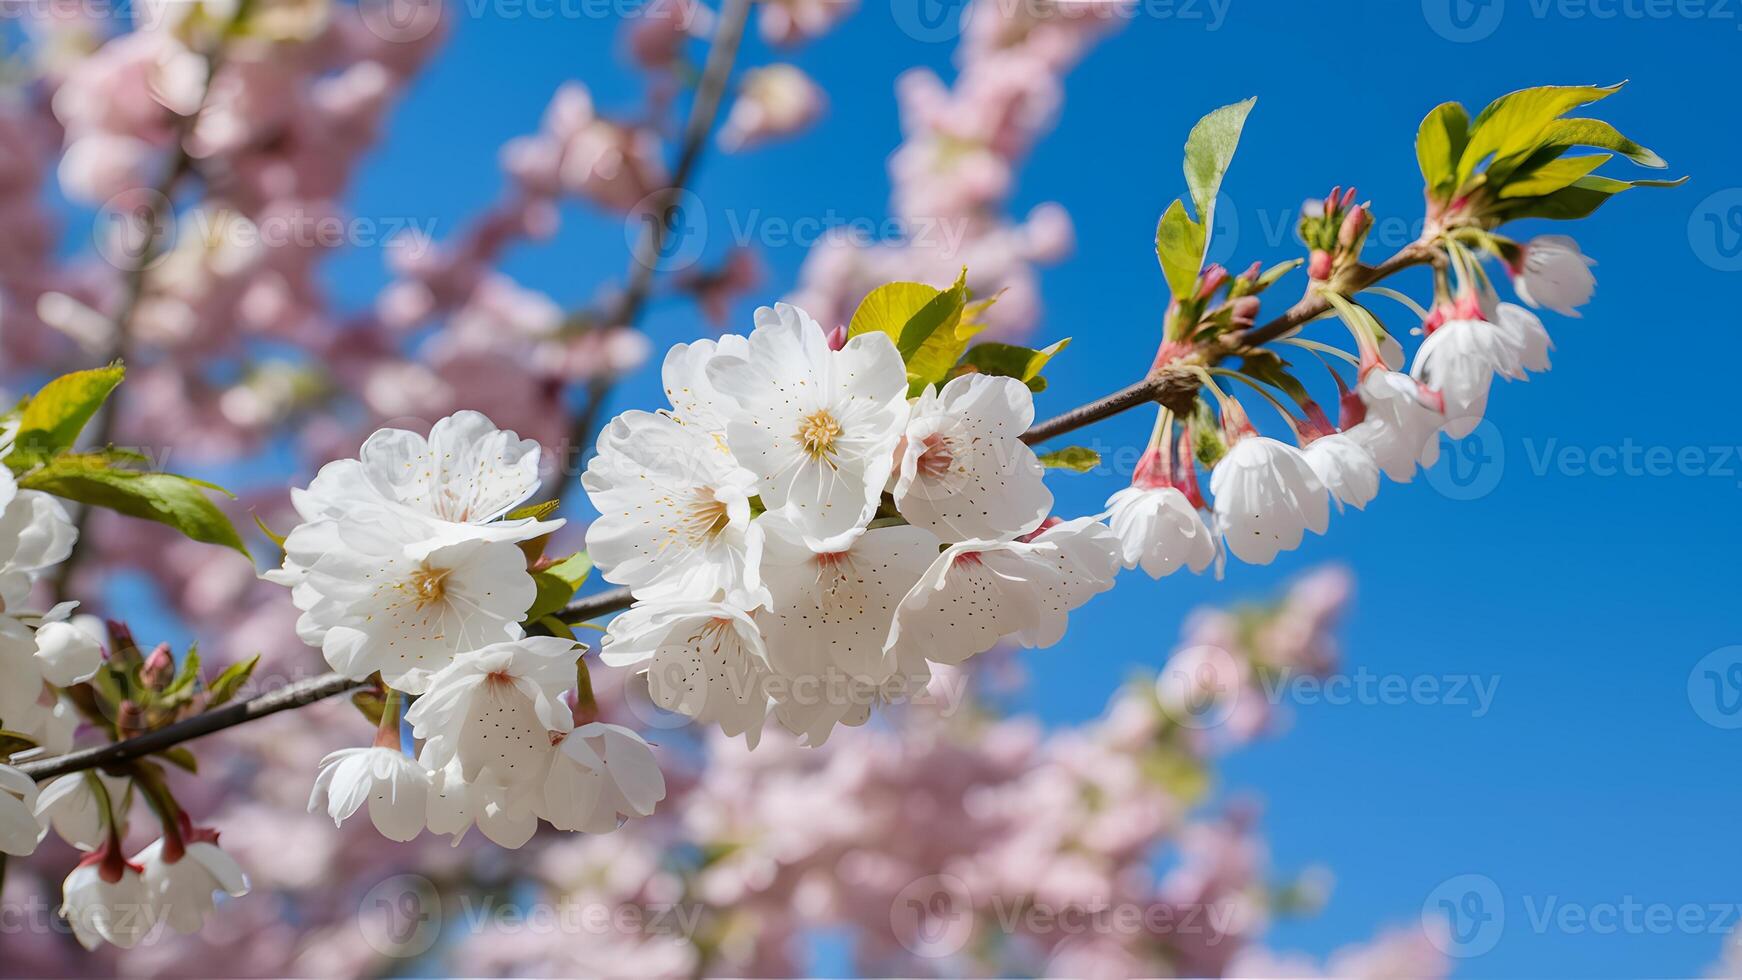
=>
[888,517,1120,667]
[135,838,250,935]
[1345,370,1444,483]
[662,333,751,437]
[17,695,78,757]
[406,636,580,800]
[705,303,909,540]
[308,747,432,842]
[1511,234,1595,316]
[281,505,536,693]
[35,773,129,851]
[1302,433,1381,512]
[1104,485,1216,578]
[1411,318,1519,439]
[1210,436,1330,566]
[539,722,665,834]
[893,374,1052,541]
[61,859,153,950]
[583,409,765,607]
[0,615,48,726]
[425,759,539,849]
[600,599,775,747]
[1494,302,1553,376]
[0,762,45,857]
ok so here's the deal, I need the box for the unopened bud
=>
[141,644,175,690]
[1230,295,1261,328]
[1308,249,1334,281]
[116,700,146,738]
[1337,205,1370,248]
[824,324,848,351]
[1196,264,1228,300]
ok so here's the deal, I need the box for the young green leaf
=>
[1416,101,1470,199]
[1182,97,1256,238]
[1539,117,1666,168]
[1038,447,1101,473]
[1156,200,1206,301]
[1497,153,1613,199]
[1457,82,1623,186]
[18,454,251,558]
[507,500,561,522]
[10,365,125,462]
[206,655,260,706]
[156,747,199,774]
[957,338,1070,388]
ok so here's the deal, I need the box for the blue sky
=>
[157,0,1742,975]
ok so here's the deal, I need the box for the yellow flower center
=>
[797,409,843,461]
[407,565,451,608]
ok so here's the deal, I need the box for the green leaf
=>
[507,500,560,522]
[544,551,593,590]
[11,365,125,462]
[535,615,577,641]
[164,647,201,698]
[18,454,250,558]
[1457,82,1623,186]
[1182,97,1255,240]
[526,570,583,623]
[350,689,386,727]
[957,338,1070,389]
[206,655,259,706]
[1416,101,1470,199]
[1497,153,1612,199]
[1038,447,1101,473]
[846,273,984,397]
[156,747,198,773]
[1539,117,1666,168]
[1495,173,1687,222]
[1156,199,1206,301]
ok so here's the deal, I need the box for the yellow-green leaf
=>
[12,364,125,462]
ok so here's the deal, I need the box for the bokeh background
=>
[1,0,1738,976]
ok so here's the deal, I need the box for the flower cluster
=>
[270,411,665,849]
[587,303,1120,746]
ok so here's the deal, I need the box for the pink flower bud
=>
[1231,295,1260,328]
[141,644,175,690]
[1308,250,1334,281]
[824,323,848,351]
[1337,206,1369,248]
[1196,264,1228,300]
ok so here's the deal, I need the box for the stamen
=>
[796,409,843,461]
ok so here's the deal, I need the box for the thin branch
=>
[19,232,1445,779]
[540,0,753,502]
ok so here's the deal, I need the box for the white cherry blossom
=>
[889,517,1120,666]
[1345,370,1444,483]
[405,636,580,799]
[33,619,104,686]
[600,599,775,747]
[280,505,536,693]
[135,838,250,935]
[1210,436,1330,566]
[894,373,1051,541]
[583,409,765,607]
[61,860,153,950]
[1494,302,1553,376]
[1302,433,1381,512]
[308,747,432,842]
[0,763,44,857]
[705,303,909,540]
[1411,318,1519,438]
[662,333,751,436]
[0,479,76,612]
[1104,485,1216,578]
[425,759,539,849]
[538,722,666,833]
[1510,234,1595,316]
